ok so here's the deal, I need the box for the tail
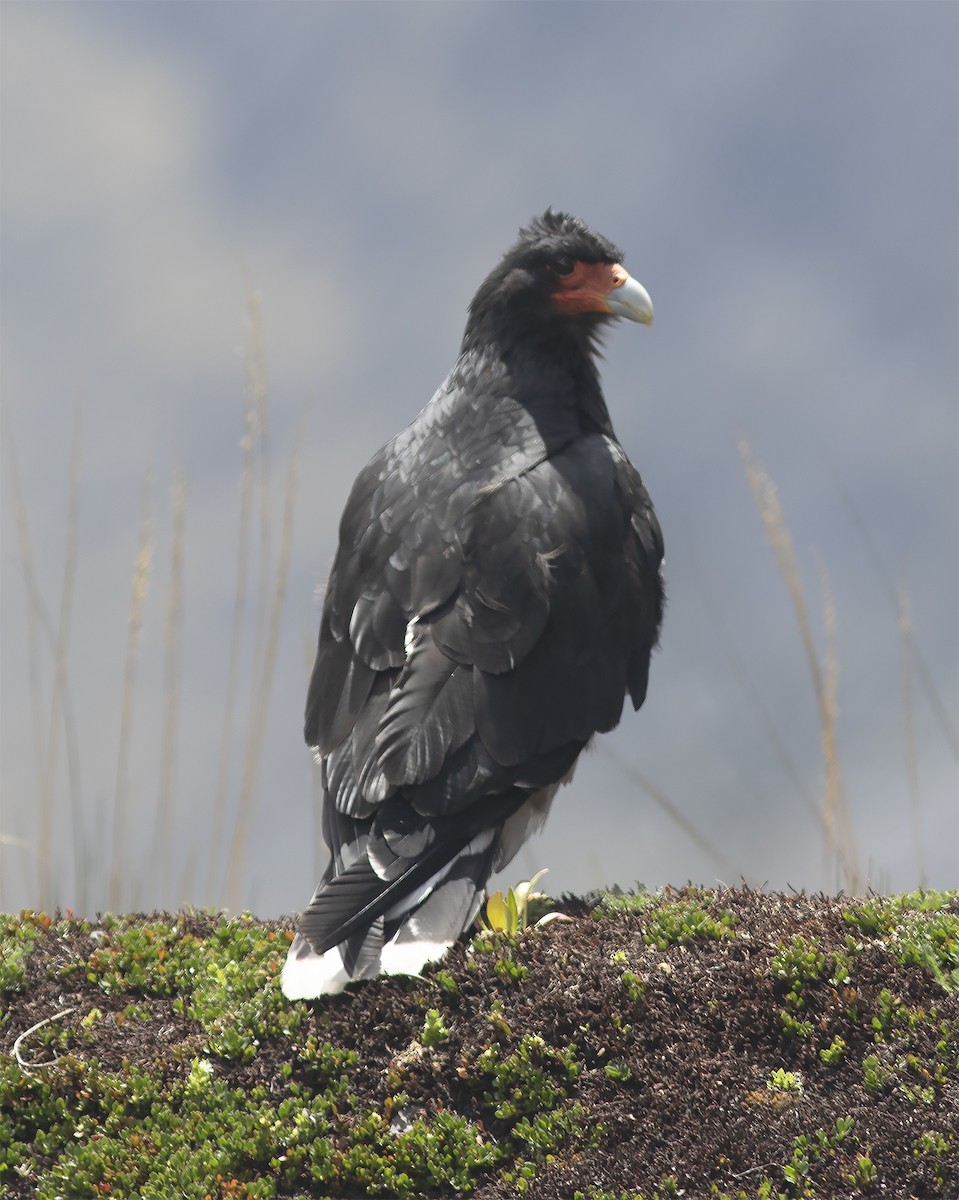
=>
[281,790,525,999]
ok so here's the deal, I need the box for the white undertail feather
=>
[281,931,455,999]
[282,780,581,998]
[281,934,352,998]
[281,830,496,999]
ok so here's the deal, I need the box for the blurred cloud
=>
[2,2,956,917]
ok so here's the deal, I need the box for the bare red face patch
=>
[549,261,627,315]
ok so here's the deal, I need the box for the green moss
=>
[769,935,854,1044]
[512,1101,594,1155]
[34,1067,282,1199]
[913,1129,957,1190]
[477,1033,580,1121]
[433,968,458,995]
[573,1189,646,1200]
[69,916,201,997]
[860,1000,958,1106]
[770,936,828,986]
[183,954,303,1064]
[843,891,959,991]
[420,1007,450,1048]
[895,910,959,990]
[593,884,657,917]
[494,952,529,983]
[595,889,736,945]
[295,1032,357,1091]
[0,915,40,998]
[644,896,736,950]
[766,1067,802,1093]
[818,1035,846,1066]
[338,1109,500,1196]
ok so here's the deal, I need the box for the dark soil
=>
[2,886,957,1199]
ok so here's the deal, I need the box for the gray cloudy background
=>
[2,2,957,917]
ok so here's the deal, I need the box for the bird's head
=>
[464,210,653,350]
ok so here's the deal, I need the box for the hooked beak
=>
[605,264,654,325]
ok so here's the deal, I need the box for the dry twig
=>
[13,1007,76,1076]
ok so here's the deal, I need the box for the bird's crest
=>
[516,209,624,265]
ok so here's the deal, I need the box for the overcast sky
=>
[2,2,956,918]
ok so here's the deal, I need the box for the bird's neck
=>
[463,321,613,438]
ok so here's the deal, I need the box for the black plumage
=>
[282,211,664,998]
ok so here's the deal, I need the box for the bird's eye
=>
[551,256,575,277]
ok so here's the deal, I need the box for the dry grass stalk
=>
[109,470,154,910]
[224,432,300,910]
[2,407,86,908]
[208,289,274,905]
[210,288,303,909]
[1,405,47,903]
[898,589,926,887]
[152,472,187,892]
[816,555,859,890]
[739,441,861,892]
[57,448,87,912]
[38,414,84,911]
[207,353,258,904]
[247,289,273,700]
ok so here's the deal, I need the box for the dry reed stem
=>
[2,407,88,911]
[208,288,272,905]
[816,555,859,890]
[599,740,737,878]
[109,470,154,910]
[36,414,83,910]
[57,476,86,914]
[1,409,87,908]
[817,553,838,884]
[153,472,187,893]
[898,589,927,887]
[247,290,273,742]
[739,441,861,892]
[224,432,300,909]
[1,405,47,903]
[208,345,258,904]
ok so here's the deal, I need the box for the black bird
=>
[282,211,663,998]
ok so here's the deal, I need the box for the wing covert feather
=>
[307,409,663,846]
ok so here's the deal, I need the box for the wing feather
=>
[293,375,665,991]
[376,634,475,787]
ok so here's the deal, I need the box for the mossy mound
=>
[1,887,957,1198]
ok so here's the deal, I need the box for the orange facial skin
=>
[549,261,632,315]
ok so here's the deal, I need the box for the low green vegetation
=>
[0,916,41,998]
[595,886,736,948]
[843,891,959,990]
[1,889,956,1197]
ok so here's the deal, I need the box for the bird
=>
[281,210,664,999]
